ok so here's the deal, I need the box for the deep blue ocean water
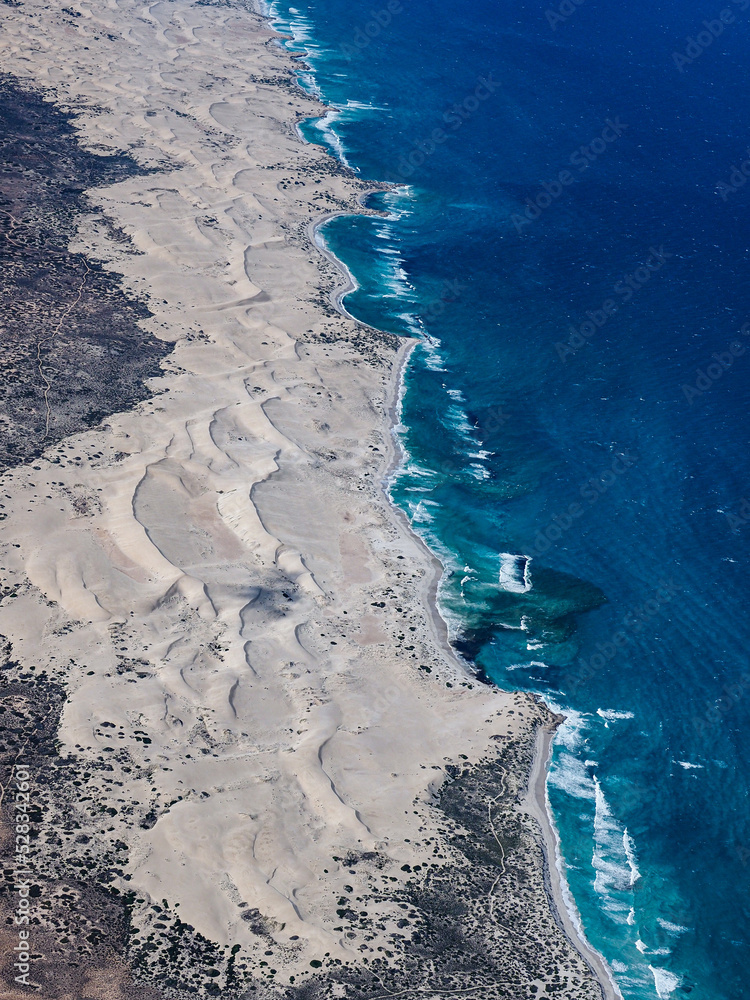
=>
[262,2,750,996]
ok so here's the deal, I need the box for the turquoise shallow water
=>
[264,2,750,997]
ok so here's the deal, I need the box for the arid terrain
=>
[0,2,617,998]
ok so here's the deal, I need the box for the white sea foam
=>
[549,707,591,752]
[498,553,532,593]
[496,620,528,633]
[657,918,688,935]
[340,98,385,112]
[676,760,703,770]
[396,459,438,486]
[623,830,641,887]
[592,778,642,907]
[469,462,490,480]
[507,660,550,672]
[444,403,474,439]
[549,751,596,801]
[410,499,436,525]
[400,314,426,339]
[380,185,417,220]
[597,708,635,721]
[419,338,446,371]
[649,966,681,999]
[374,243,414,302]
[265,3,324,95]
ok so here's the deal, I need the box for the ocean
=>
[262,1,750,997]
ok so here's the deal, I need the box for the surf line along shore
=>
[299,24,623,1000]
[0,0,616,997]
[310,197,617,1000]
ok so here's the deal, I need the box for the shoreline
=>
[378,300,622,1000]
[282,15,623,1000]
[307,207,388,331]
[303,168,463,667]
[0,1,618,996]
[525,726,623,1000]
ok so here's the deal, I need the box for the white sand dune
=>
[0,2,619,997]
[0,0,520,977]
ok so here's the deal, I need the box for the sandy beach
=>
[0,0,618,996]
